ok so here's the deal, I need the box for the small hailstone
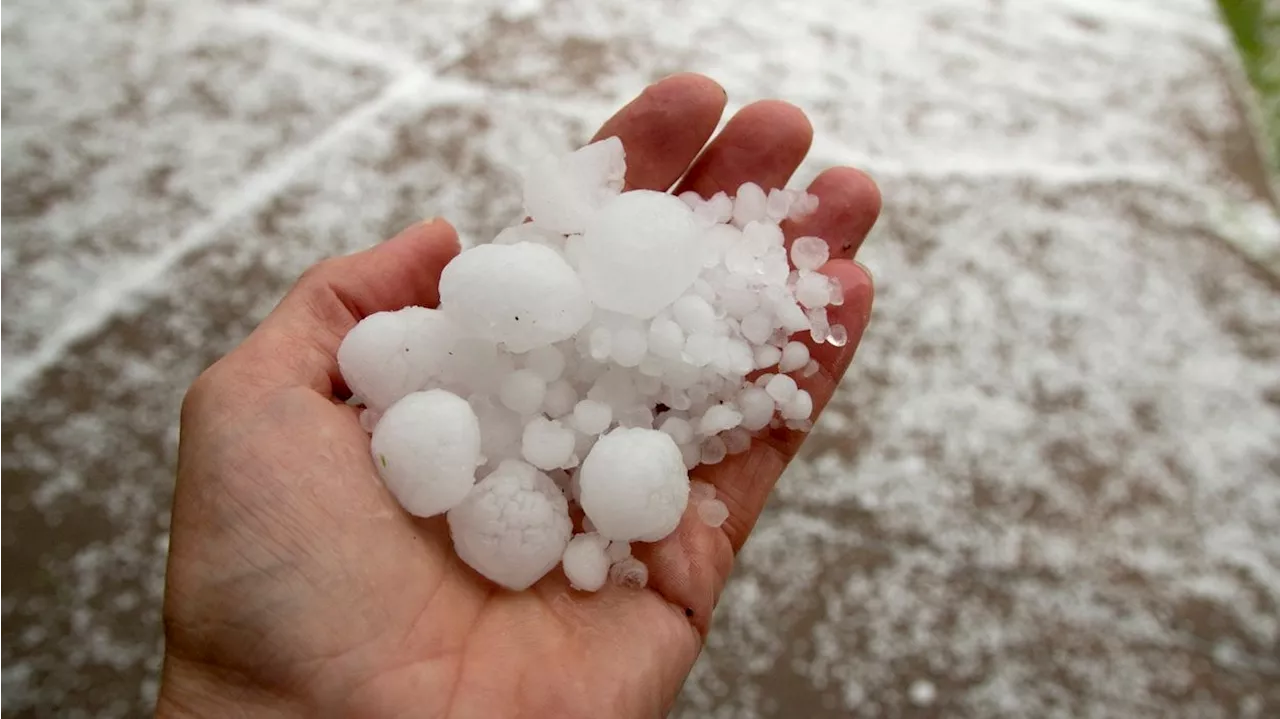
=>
[371,390,480,517]
[571,399,613,435]
[611,327,648,367]
[522,137,625,234]
[700,436,728,465]
[740,311,773,344]
[732,182,767,227]
[338,306,460,411]
[802,359,821,377]
[765,374,799,404]
[499,369,547,415]
[689,479,717,502]
[696,499,730,528]
[523,345,566,382]
[706,191,733,223]
[647,317,685,359]
[609,557,649,589]
[358,408,381,433]
[698,404,743,435]
[605,540,632,562]
[807,307,831,343]
[471,395,524,459]
[680,442,701,470]
[795,272,832,308]
[678,190,702,208]
[787,192,819,221]
[776,298,810,333]
[578,428,689,542]
[790,236,829,271]
[738,387,775,431]
[754,344,782,369]
[579,190,703,318]
[439,242,591,352]
[521,416,576,470]
[562,533,611,592]
[828,324,849,347]
[672,295,716,335]
[542,379,578,418]
[765,187,792,222]
[658,416,694,445]
[827,275,845,306]
[684,334,718,367]
[448,460,572,590]
[780,389,813,421]
[588,327,612,361]
[778,341,810,372]
[722,427,752,454]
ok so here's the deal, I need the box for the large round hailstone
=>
[447,460,572,590]
[439,242,592,353]
[579,191,704,318]
[578,427,690,542]
[523,137,626,235]
[370,390,480,518]
[338,306,460,411]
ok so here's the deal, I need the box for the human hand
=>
[157,73,880,718]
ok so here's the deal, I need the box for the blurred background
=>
[3,0,1279,716]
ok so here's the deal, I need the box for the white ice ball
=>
[338,306,460,411]
[370,390,480,517]
[439,242,592,353]
[448,460,572,590]
[562,533,611,592]
[523,137,626,235]
[578,190,703,318]
[577,427,689,542]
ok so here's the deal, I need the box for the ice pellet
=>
[562,533,611,592]
[778,341,810,373]
[696,499,730,528]
[765,374,799,404]
[790,236,830,271]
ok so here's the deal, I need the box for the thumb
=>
[234,219,462,395]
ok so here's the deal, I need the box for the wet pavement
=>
[3,0,1279,716]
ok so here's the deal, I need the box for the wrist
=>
[154,653,309,719]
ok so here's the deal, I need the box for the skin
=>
[158,73,881,719]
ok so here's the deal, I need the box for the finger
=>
[704,261,874,551]
[782,166,882,259]
[232,219,462,395]
[673,100,813,198]
[590,73,727,191]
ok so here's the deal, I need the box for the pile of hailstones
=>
[340,137,847,593]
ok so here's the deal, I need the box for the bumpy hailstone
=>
[371,390,480,518]
[579,190,704,318]
[523,137,625,234]
[521,416,576,471]
[338,306,459,411]
[448,460,572,590]
[562,533,611,591]
[439,242,592,353]
[577,427,690,542]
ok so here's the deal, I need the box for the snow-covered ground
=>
[3,0,1278,716]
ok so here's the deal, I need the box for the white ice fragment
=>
[753,344,782,369]
[689,479,717,502]
[672,295,717,335]
[722,427,752,454]
[790,236,830,271]
[658,416,695,445]
[802,359,821,377]
[448,460,572,590]
[562,533,611,592]
[588,326,612,361]
[358,408,381,434]
[647,317,685,359]
[499,369,547,415]
[578,428,689,542]
[521,416,577,470]
[696,499,730,528]
[571,399,613,435]
[439,242,591,352]
[778,341,810,373]
[732,182,767,228]
[827,275,845,306]
[828,324,849,347]
[738,387,775,431]
[371,390,480,518]
[605,540,632,562]
[680,441,701,469]
[698,404,743,435]
[700,436,727,465]
[726,339,756,376]
[684,333,718,367]
[338,306,460,411]
[740,311,773,345]
[523,345,566,382]
[776,298,810,333]
[579,190,703,318]
[522,137,625,234]
[678,190,702,208]
[807,307,831,343]
[609,557,649,589]
[765,374,799,404]
[765,187,793,222]
[611,327,648,367]
[795,271,832,308]
[542,379,578,418]
[787,192,819,221]
[780,389,813,421]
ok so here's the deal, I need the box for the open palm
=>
[157,74,880,718]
